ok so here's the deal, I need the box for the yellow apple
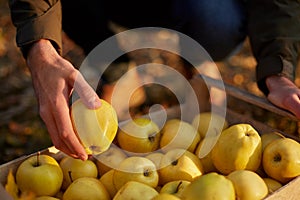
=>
[35,196,60,200]
[93,145,127,176]
[62,177,110,200]
[160,180,190,198]
[113,181,158,200]
[71,98,118,155]
[152,193,181,200]
[117,117,161,154]
[59,155,98,190]
[144,152,164,169]
[181,172,235,200]
[160,119,201,153]
[211,123,262,175]
[158,148,204,185]
[261,131,285,151]
[227,169,268,200]
[99,169,118,198]
[263,177,283,194]
[262,137,300,184]
[113,156,159,190]
[191,111,228,139]
[194,139,218,173]
[16,154,63,197]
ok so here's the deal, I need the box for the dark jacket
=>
[8,0,300,95]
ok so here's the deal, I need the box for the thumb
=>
[73,71,102,109]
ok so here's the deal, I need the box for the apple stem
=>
[35,151,41,167]
[68,171,74,182]
[175,181,183,193]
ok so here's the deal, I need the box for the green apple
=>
[117,117,161,154]
[181,172,235,200]
[35,196,60,200]
[211,123,262,175]
[113,156,159,190]
[160,119,200,153]
[152,193,181,200]
[94,145,127,176]
[99,169,118,198]
[144,152,164,169]
[160,180,190,198]
[62,177,110,200]
[158,148,204,185]
[261,131,285,151]
[194,139,218,173]
[113,181,158,200]
[192,111,228,139]
[59,155,98,190]
[227,169,268,200]
[263,177,283,194]
[16,154,63,197]
[262,137,300,184]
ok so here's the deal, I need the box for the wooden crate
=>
[1,77,299,199]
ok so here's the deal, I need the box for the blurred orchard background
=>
[0,0,299,164]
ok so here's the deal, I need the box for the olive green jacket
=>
[8,0,300,95]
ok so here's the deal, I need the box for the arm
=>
[247,0,300,118]
[9,1,101,159]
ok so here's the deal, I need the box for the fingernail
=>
[87,96,101,109]
[78,153,88,161]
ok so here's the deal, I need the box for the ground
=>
[0,0,299,164]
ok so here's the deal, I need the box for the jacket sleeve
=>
[247,0,300,95]
[9,0,62,57]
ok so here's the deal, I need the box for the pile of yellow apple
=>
[8,106,300,200]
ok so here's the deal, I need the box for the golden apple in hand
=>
[71,98,118,155]
[152,193,181,200]
[99,169,118,198]
[94,145,127,176]
[181,172,235,200]
[113,181,158,200]
[227,169,268,200]
[261,131,285,151]
[158,148,204,185]
[62,177,110,200]
[211,123,262,174]
[59,155,98,190]
[192,111,228,138]
[263,177,282,194]
[113,156,159,190]
[117,117,161,154]
[160,180,190,198]
[262,137,300,184]
[160,119,200,153]
[16,154,63,197]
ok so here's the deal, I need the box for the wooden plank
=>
[201,75,299,121]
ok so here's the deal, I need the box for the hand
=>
[27,39,101,160]
[266,75,300,119]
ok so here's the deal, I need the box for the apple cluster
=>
[8,112,300,200]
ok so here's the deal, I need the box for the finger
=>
[282,93,300,119]
[73,72,101,109]
[39,104,80,159]
[52,95,88,160]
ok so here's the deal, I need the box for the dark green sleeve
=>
[9,0,62,57]
[247,0,300,95]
